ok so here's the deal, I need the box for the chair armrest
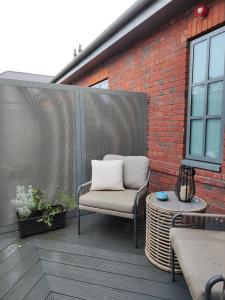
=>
[205,275,225,300]
[77,181,92,203]
[171,212,225,231]
[135,181,149,207]
[136,170,150,196]
[136,182,148,195]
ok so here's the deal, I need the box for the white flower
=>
[11,185,36,218]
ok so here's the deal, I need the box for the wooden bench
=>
[170,213,225,300]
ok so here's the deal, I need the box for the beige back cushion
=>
[104,154,149,189]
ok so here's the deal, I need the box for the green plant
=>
[32,188,48,210]
[32,188,59,226]
[11,185,36,218]
[37,205,62,227]
[56,189,77,209]
[38,189,76,227]
[12,185,76,227]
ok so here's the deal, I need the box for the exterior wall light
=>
[194,3,209,19]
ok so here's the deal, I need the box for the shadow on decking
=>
[0,214,192,300]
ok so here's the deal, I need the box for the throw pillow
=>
[90,160,125,191]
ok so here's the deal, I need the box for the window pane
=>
[205,119,221,159]
[192,40,207,83]
[191,85,205,116]
[209,32,225,79]
[208,81,223,115]
[91,79,108,89]
[190,120,204,156]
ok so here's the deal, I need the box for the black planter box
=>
[17,208,66,238]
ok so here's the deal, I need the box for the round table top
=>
[147,191,207,212]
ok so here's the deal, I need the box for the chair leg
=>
[171,247,175,282]
[78,207,80,235]
[134,212,137,248]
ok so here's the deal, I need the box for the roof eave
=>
[51,0,193,84]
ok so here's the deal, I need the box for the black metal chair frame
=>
[171,212,225,300]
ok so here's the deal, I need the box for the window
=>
[90,79,109,89]
[184,27,225,171]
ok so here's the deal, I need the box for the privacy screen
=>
[0,80,147,227]
[81,89,147,180]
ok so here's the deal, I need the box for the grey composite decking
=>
[0,213,192,300]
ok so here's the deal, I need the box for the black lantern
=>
[175,165,196,202]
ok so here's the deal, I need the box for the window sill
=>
[182,159,221,172]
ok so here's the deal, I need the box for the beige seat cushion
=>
[79,189,138,214]
[170,228,225,300]
[103,154,149,189]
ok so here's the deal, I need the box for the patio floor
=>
[0,213,192,300]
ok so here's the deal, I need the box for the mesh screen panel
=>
[0,84,77,226]
[0,81,147,227]
[82,90,147,180]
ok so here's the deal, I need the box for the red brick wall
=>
[67,0,225,212]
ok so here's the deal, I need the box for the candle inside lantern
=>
[179,185,190,201]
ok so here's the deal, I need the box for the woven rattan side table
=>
[145,191,207,273]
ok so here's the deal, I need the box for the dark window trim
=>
[89,78,109,89]
[182,159,221,172]
[186,26,225,170]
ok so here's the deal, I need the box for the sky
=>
[0,0,136,77]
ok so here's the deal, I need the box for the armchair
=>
[170,212,225,300]
[77,155,150,248]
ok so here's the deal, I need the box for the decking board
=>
[43,260,189,300]
[39,248,173,283]
[52,293,81,300]
[0,241,36,279]
[0,234,18,252]
[45,293,55,300]
[23,276,52,300]
[47,275,163,300]
[0,249,40,298]
[2,262,45,300]
[0,214,192,300]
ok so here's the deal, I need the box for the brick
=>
[218,0,225,23]
[212,3,219,26]
[207,5,213,29]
